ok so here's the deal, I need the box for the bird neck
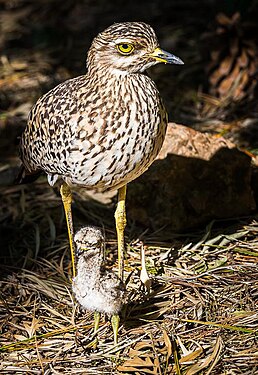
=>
[87,64,131,80]
[86,63,151,92]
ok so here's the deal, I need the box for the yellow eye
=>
[117,43,134,55]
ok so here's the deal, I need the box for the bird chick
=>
[72,226,125,343]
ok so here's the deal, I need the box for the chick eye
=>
[117,43,134,55]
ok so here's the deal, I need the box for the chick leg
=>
[114,185,127,281]
[92,311,100,348]
[60,183,76,278]
[94,311,100,334]
[111,314,120,345]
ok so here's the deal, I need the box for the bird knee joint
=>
[117,219,126,231]
[115,211,126,231]
[60,185,72,204]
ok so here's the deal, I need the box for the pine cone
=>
[206,12,258,101]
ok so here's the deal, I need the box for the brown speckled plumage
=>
[19,22,174,191]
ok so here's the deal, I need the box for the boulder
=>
[127,123,256,232]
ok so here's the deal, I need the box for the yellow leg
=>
[92,311,100,348]
[94,311,100,334]
[60,183,76,278]
[114,185,127,281]
[112,185,126,345]
[111,314,120,345]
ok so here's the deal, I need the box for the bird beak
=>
[149,47,184,65]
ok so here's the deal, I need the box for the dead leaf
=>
[186,336,223,375]
[179,348,203,364]
[23,318,42,339]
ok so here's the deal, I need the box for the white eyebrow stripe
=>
[113,38,134,45]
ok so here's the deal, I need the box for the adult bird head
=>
[87,21,184,75]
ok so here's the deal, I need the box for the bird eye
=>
[117,43,134,55]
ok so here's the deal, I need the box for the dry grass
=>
[0,182,257,374]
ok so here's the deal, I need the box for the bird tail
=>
[14,164,42,185]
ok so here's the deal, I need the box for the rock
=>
[127,123,256,233]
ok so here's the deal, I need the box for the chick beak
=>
[149,47,184,65]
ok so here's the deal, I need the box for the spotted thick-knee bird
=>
[19,21,183,281]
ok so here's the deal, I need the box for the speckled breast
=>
[21,73,167,191]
